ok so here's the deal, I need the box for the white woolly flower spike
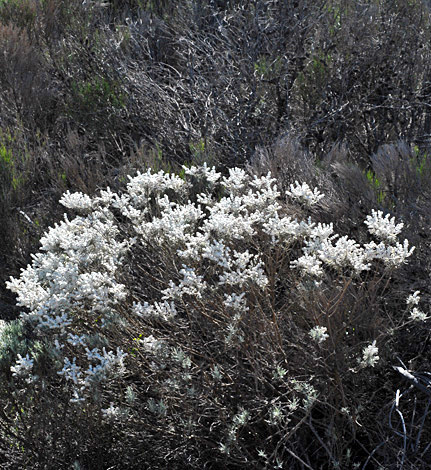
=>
[410,307,428,322]
[286,181,324,206]
[360,341,379,368]
[291,254,323,278]
[364,239,415,268]
[11,353,34,377]
[406,291,427,322]
[406,291,421,306]
[59,191,93,212]
[318,236,370,273]
[222,167,248,193]
[183,163,221,185]
[309,326,329,344]
[364,210,404,243]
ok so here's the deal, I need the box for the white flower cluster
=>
[362,210,414,267]
[286,181,324,207]
[364,210,404,243]
[407,290,421,306]
[162,266,207,300]
[126,169,187,207]
[133,300,177,321]
[139,334,164,353]
[102,403,121,420]
[263,215,314,244]
[136,198,204,245]
[363,239,415,268]
[410,307,428,322]
[318,236,370,273]
[6,201,129,402]
[309,326,329,344]
[406,291,428,321]
[11,353,35,381]
[292,218,413,274]
[59,191,93,212]
[183,162,221,185]
[291,254,323,278]
[360,341,379,368]
[57,347,127,399]
[223,292,249,313]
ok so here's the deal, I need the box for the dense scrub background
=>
[2,0,431,292]
[1,0,431,468]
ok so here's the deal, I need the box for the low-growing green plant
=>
[365,168,386,204]
[69,77,126,119]
[413,145,430,176]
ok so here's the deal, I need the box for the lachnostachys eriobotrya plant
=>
[2,164,422,468]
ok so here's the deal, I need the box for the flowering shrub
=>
[1,164,427,468]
